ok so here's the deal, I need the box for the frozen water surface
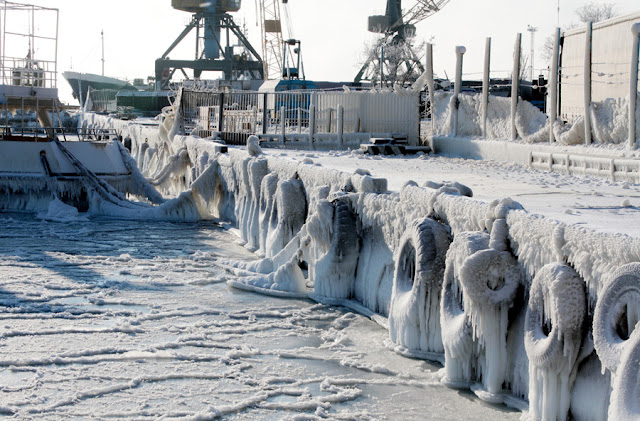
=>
[0,214,519,419]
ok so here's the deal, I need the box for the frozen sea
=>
[0,213,520,420]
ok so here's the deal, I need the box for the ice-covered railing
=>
[424,15,640,150]
[82,111,640,420]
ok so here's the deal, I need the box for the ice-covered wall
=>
[429,91,640,147]
[83,112,640,420]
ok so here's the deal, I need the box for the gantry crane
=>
[355,0,451,85]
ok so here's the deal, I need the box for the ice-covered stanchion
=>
[524,263,586,421]
[440,218,522,403]
[388,218,451,361]
[264,177,307,257]
[312,198,360,299]
[257,173,279,257]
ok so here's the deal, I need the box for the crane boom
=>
[259,0,284,79]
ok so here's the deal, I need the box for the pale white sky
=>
[17,0,640,104]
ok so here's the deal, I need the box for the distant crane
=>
[258,0,301,80]
[355,0,451,86]
[155,0,264,89]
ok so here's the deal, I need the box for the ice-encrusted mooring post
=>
[482,37,491,138]
[451,46,466,137]
[511,33,521,140]
[584,22,593,145]
[630,22,640,150]
[549,28,561,143]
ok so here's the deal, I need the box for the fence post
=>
[426,43,435,143]
[511,33,522,140]
[584,22,593,145]
[309,104,316,146]
[337,104,344,149]
[629,23,640,150]
[262,93,268,135]
[252,106,257,134]
[297,93,302,133]
[549,28,561,143]
[280,105,286,145]
[452,46,466,137]
[326,108,332,133]
[482,37,491,138]
[218,92,225,133]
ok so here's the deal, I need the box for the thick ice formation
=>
[440,218,523,403]
[388,218,451,359]
[524,263,586,421]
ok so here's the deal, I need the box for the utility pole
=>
[527,25,537,81]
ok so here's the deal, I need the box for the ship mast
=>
[101,29,104,76]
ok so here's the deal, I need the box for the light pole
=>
[527,25,538,81]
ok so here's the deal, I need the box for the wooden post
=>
[452,46,466,137]
[629,23,640,150]
[482,37,491,138]
[426,43,436,142]
[337,104,344,149]
[549,28,561,143]
[584,22,593,145]
[511,33,522,140]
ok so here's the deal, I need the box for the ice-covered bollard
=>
[524,263,586,421]
[388,218,451,359]
[246,135,263,156]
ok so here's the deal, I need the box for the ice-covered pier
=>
[74,93,640,419]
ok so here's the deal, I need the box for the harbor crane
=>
[156,0,264,89]
[355,0,451,85]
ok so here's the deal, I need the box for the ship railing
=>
[0,126,120,142]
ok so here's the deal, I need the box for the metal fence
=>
[178,88,420,146]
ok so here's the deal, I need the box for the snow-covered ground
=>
[272,149,640,238]
[0,213,520,419]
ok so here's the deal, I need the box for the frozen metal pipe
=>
[630,23,640,150]
[549,28,560,143]
[482,37,491,138]
[584,22,593,145]
[452,46,465,137]
[511,33,522,140]
[425,43,435,145]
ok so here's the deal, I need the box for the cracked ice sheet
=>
[274,150,640,238]
[0,214,518,420]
